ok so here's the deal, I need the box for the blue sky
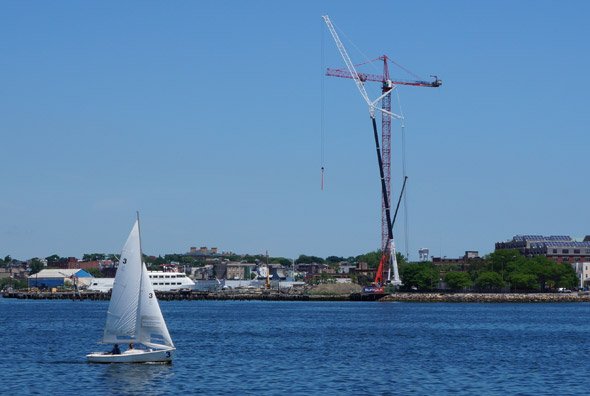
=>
[1,1,589,261]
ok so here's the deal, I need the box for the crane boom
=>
[322,15,374,116]
[326,67,442,87]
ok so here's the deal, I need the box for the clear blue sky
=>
[2,1,589,261]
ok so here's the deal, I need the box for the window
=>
[574,249,580,254]
[552,249,558,254]
[165,275,170,278]
[165,282,170,285]
[562,249,569,254]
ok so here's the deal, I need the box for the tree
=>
[83,253,106,261]
[355,251,381,269]
[0,277,26,290]
[445,272,472,291]
[270,257,292,266]
[29,258,44,275]
[400,263,439,291]
[295,255,324,264]
[45,254,61,265]
[3,255,11,266]
[509,273,538,292]
[474,272,504,291]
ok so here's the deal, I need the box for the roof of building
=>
[28,269,93,279]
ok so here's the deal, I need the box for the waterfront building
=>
[28,268,93,289]
[495,235,590,263]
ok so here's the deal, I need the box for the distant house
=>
[27,269,93,289]
[0,266,28,280]
[226,262,256,280]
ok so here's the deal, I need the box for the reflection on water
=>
[100,363,174,395]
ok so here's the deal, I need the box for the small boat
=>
[87,215,175,363]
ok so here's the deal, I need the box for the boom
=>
[326,67,442,87]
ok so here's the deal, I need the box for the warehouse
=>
[27,269,93,289]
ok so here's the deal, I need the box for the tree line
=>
[400,249,578,292]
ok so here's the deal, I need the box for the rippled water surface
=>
[1,298,589,395]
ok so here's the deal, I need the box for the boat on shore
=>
[87,215,175,364]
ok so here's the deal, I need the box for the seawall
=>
[2,290,590,302]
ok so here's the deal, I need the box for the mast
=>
[134,211,143,342]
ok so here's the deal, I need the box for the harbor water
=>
[1,298,589,395]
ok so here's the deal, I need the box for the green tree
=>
[445,271,472,291]
[475,271,504,291]
[355,251,381,269]
[3,255,11,266]
[270,257,292,266]
[400,263,439,291]
[0,277,27,290]
[509,273,538,291]
[295,255,324,264]
[29,258,44,275]
[45,254,61,265]
[83,253,106,261]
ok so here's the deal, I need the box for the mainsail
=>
[102,219,174,349]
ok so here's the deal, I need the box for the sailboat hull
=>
[86,348,175,364]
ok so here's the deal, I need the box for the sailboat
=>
[87,215,175,363]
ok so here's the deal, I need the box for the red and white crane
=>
[322,15,441,288]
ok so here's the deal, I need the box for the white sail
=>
[101,218,174,350]
[136,262,174,348]
[88,216,175,363]
[103,220,142,343]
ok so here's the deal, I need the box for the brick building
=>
[495,235,590,263]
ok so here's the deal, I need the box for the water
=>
[1,298,589,395]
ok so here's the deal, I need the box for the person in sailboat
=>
[128,342,134,351]
[110,344,121,355]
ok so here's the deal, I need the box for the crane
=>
[322,15,441,289]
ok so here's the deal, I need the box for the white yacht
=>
[87,270,195,293]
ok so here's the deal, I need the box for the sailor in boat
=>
[110,344,121,355]
[128,343,134,351]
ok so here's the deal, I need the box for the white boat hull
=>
[86,348,175,364]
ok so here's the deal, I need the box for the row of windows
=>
[151,282,183,286]
[148,275,185,279]
[551,249,590,254]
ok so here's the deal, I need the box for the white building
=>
[572,262,590,289]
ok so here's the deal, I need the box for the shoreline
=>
[2,290,590,303]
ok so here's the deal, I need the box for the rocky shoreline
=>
[380,292,590,303]
[3,289,590,302]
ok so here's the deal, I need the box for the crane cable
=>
[395,89,410,260]
[320,21,325,191]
